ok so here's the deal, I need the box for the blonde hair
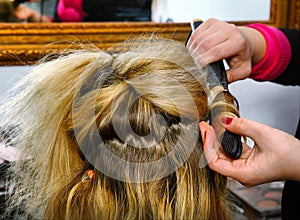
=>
[1,37,236,219]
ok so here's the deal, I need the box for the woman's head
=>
[0,0,17,22]
[2,37,233,219]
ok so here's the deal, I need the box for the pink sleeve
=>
[247,24,292,81]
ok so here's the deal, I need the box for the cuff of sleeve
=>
[247,23,291,81]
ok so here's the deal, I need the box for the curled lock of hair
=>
[209,85,241,146]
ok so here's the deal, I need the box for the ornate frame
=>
[0,0,294,66]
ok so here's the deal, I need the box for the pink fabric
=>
[247,23,292,81]
[57,0,87,22]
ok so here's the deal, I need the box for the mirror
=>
[0,0,295,66]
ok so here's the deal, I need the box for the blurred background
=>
[0,1,299,219]
[1,0,271,23]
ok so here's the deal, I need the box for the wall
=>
[152,0,271,22]
[0,66,30,122]
[230,79,299,136]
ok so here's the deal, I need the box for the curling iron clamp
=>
[187,19,242,159]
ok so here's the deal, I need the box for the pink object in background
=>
[56,0,87,22]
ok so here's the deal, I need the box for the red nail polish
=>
[221,117,233,125]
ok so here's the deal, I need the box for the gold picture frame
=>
[0,0,295,66]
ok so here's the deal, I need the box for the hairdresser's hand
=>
[187,18,266,83]
[199,117,300,186]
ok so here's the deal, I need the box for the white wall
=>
[0,66,30,95]
[152,0,271,22]
[230,79,300,136]
[0,66,31,122]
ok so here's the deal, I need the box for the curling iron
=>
[187,19,242,159]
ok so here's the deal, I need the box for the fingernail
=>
[221,117,233,125]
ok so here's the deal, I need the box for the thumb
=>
[226,67,244,84]
[220,117,265,141]
[226,63,251,83]
[226,69,235,84]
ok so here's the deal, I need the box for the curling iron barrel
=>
[188,19,243,159]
